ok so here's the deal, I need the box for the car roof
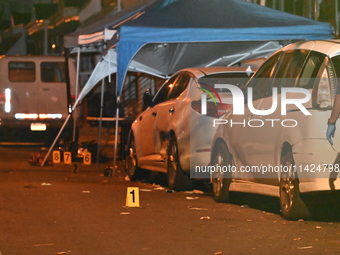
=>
[281,40,340,58]
[176,66,256,78]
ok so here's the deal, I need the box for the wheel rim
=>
[281,175,296,212]
[212,149,225,197]
[127,137,137,176]
[280,152,296,212]
[168,141,178,186]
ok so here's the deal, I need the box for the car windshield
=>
[198,72,252,92]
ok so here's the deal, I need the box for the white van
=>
[0,55,76,144]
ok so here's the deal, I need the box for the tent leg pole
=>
[41,114,72,166]
[97,79,105,164]
[73,47,81,141]
[113,107,120,174]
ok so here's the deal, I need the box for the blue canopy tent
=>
[112,0,333,96]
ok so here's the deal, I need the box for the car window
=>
[168,72,191,100]
[8,61,35,82]
[152,74,179,105]
[246,52,281,101]
[274,50,309,88]
[41,62,66,82]
[297,51,325,89]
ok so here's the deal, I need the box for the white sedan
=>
[125,66,254,190]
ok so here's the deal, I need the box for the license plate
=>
[30,123,47,131]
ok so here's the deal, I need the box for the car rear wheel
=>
[280,149,310,220]
[211,141,232,203]
[167,136,192,191]
[125,134,143,181]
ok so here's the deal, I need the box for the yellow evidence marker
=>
[52,150,61,164]
[63,151,72,164]
[83,152,91,165]
[126,187,140,207]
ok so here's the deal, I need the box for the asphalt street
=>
[1,125,340,254]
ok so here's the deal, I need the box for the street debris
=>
[245,219,252,222]
[200,216,211,220]
[192,190,204,194]
[214,252,223,255]
[28,152,52,166]
[297,246,313,250]
[33,243,54,247]
[166,190,175,193]
[154,186,165,191]
[41,183,52,186]
[24,184,34,189]
[120,212,131,215]
[103,167,113,177]
[186,197,199,200]
[57,251,70,255]
[294,237,301,241]
[188,207,208,211]
[82,191,90,194]
[140,189,153,192]
[241,205,249,208]
[316,226,323,229]
[124,175,130,181]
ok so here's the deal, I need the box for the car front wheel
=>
[280,149,310,220]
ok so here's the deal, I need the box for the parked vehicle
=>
[0,55,76,144]
[210,40,340,220]
[125,66,255,190]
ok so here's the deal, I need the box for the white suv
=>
[125,66,254,190]
[210,40,340,220]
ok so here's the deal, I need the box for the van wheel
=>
[167,136,192,191]
[280,149,310,220]
[125,134,143,181]
[211,141,232,203]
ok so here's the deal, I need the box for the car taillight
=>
[191,100,233,117]
[191,100,218,117]
[316,68,333,109]
[216,104,233,116]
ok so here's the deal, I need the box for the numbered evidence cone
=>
[83,152,91,165]
[126,187,140,207]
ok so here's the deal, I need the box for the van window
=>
[8,62,35,82]
[41,62,66,82]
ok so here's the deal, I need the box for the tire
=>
[211,141,232,203]
[167,136,192,191]
[280,149,310,220]
[125,133,143,181]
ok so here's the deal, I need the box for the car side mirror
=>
[143,89,154,109]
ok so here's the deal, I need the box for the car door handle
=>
[152,112,157,117]
[169,107,175,114]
